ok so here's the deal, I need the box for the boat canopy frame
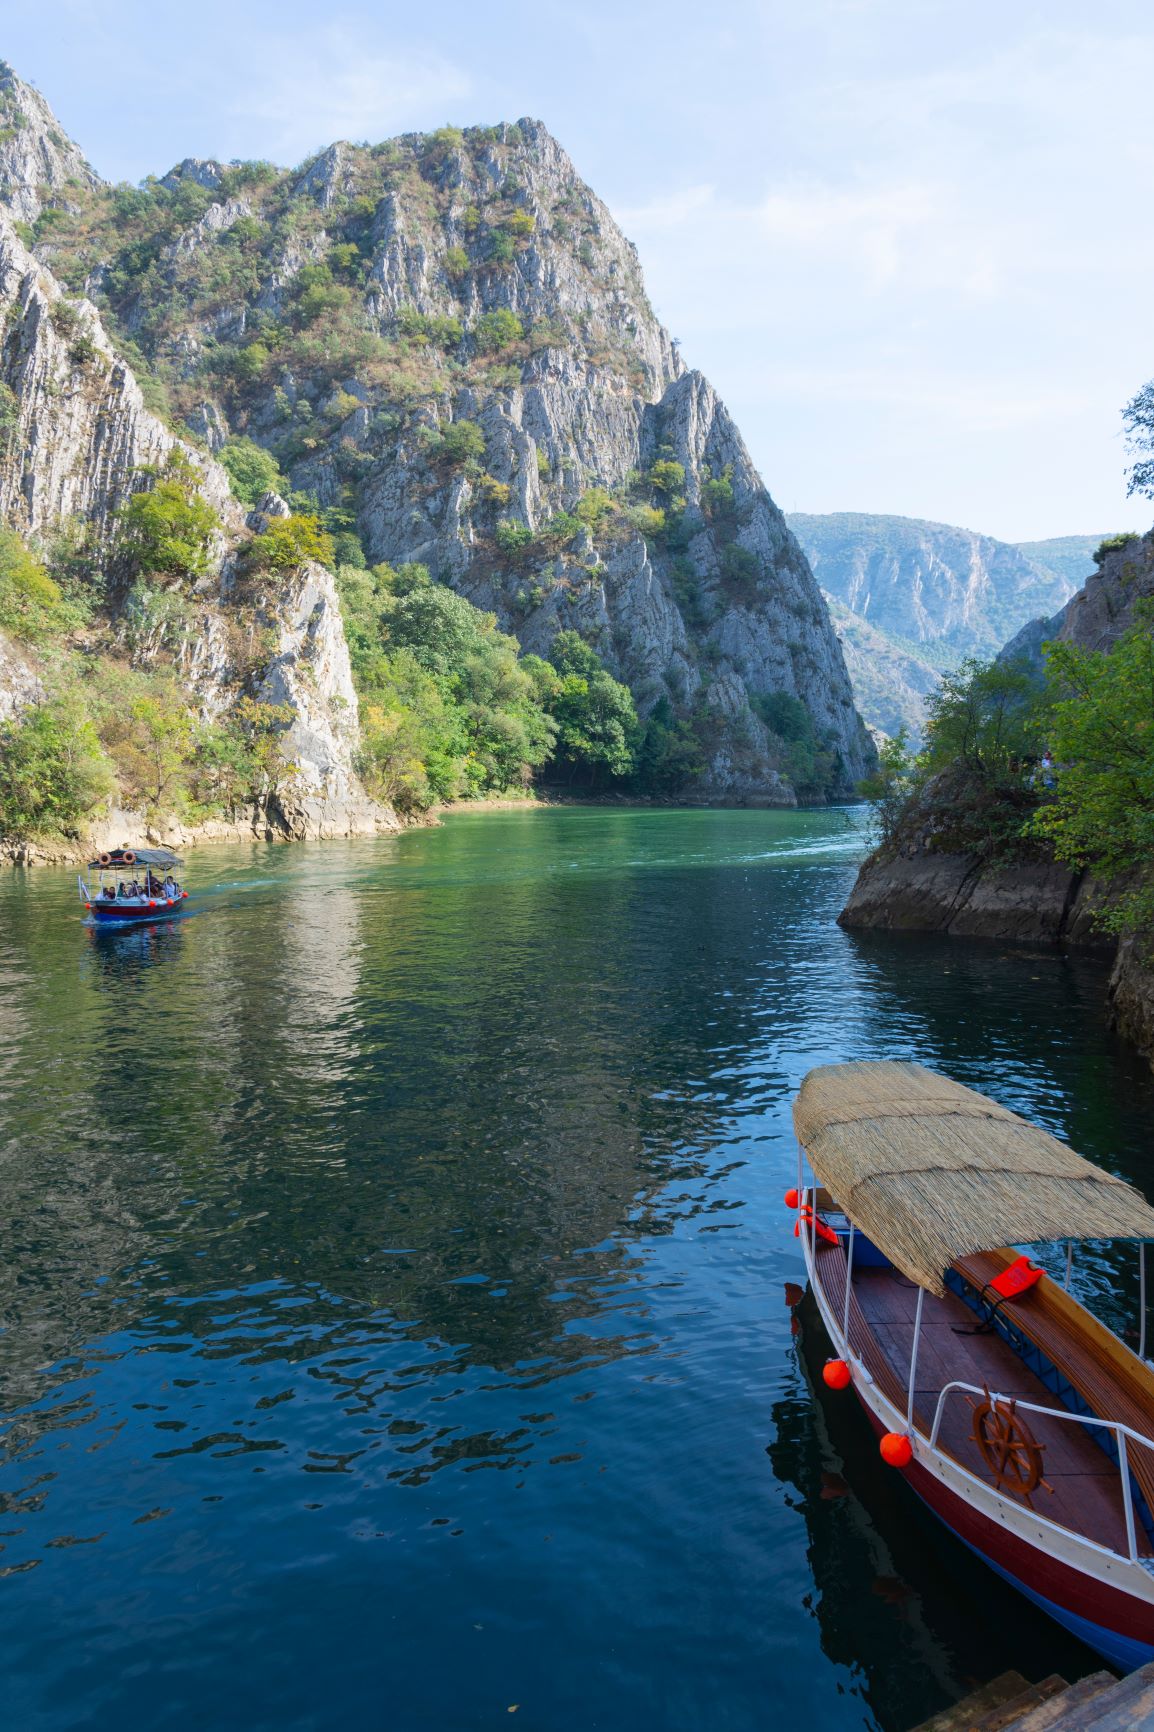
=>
[793,1060,1154,1295]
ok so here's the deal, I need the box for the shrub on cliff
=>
[0,528,87,643]
[246,513,335,573]
[219,437,286,507]
[114,455,219,584]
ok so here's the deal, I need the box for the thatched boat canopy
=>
[793,1061,1154,1295]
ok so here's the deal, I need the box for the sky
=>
[5,0,1154,541]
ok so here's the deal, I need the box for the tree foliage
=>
[219,437,286,506]
[1028,603,1154,930]
[114,454,219,583]
[246,513,335,572]
[0,695,113,839]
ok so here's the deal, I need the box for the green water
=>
[0,805,1151,1730]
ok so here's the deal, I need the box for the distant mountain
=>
[787,512,1116,738]
[819,595,942,742]
[1011,535,1109,594]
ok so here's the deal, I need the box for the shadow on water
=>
[768,1292,1102,1731]
[0,808,1150,1730]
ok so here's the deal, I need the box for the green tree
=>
[648,459,685,496]
[540,630,638,784]
[430,420,486,467]
[0,528,82,642]
[219,437,285,506]
[247,513,336,572]
[1028,604,1154,930]
[0,695,113,839]
[495,519,534,557]
[474,309,523,352]
[857,729,915,847]
[632,697,706,792]
[922,656,1038,781]
[114,455,219,583]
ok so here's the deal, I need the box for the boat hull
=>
[89,899,184,922]
[802,1228,1154,1673]
[855,1398,1154,1670]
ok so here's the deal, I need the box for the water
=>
[1,805,1152,1731]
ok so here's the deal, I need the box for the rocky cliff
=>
[788,511,1100,738]
[0,75,871,802]
[840,531,1154,1071]
[0,196,393,845]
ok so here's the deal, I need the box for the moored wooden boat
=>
[79,846,188,922]
[791,1060,1154,1673]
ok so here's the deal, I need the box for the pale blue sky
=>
[6,0,1153,540]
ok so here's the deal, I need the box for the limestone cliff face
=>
[0,64,100,225]
[0,216,388,839]
[1001,530,1154,673]
[23,111,872,798]
[789,511,1077,655]
[789,511,1090,739]
[0,212,235,539]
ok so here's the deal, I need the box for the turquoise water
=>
[1,805,1152,1730]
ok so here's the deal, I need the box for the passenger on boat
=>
[163,876,177,899]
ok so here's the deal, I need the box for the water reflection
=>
[0,810,1151,1731]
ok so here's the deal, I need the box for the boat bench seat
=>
[955,1249,1154,1533]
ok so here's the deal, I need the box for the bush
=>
[219,437,286,506]
[628,504,665,538]
[0,383,18,443]
[443,246,470,279]
[488,231,516,266]
[719,542,760,600]
[478,474,511,507]
[648,459,685,496]
[430,419,486,467]
[246,513,335,572]
[1093,533,1140,565]
[474,309,524,352]
[701,464,735,517]
[495,520,534,556]
[398,306,463,349]
[0,528,84,643]
[0,694,113,839]
[114,455,220,583]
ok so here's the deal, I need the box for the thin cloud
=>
[236,30,473,162]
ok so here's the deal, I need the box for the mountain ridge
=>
[0,68,874,818]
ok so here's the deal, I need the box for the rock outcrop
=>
[0,213,391,838]
[839,536,1154,1072]
[0,63,100,225]
[0,211,235,539]
[14,104,873,799]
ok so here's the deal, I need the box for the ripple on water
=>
[0,807,1151,1732]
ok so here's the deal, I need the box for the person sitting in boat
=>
[102,883,117,900]
[163,875,178,899]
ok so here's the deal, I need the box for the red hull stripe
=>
[858,1402,1154,1644]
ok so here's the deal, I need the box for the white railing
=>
[928,1379,1154,1564]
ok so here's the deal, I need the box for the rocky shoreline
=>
[839,845,1154,1073]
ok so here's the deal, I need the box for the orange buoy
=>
[784,1188,799,1210]
[880,1432,913,1468]
[822,1359,851,1390]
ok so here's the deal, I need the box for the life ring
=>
[98,852,112,866]
[968,1388,1050,1505]
[122,850,136,864]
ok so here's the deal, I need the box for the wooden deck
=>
[814,1239,1152,1557]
